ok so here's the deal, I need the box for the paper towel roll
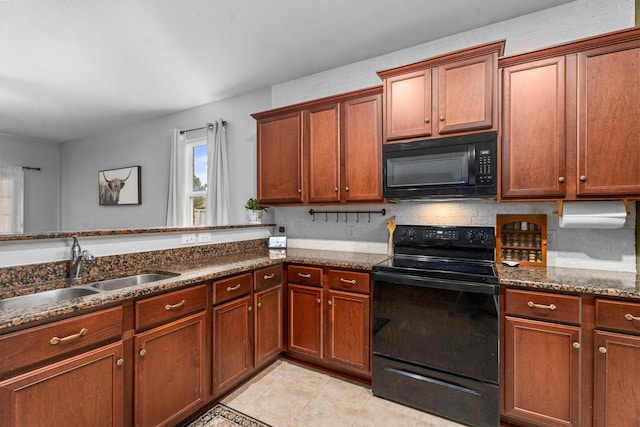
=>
[559,201,627,229]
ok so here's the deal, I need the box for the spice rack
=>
[497,214,547,266]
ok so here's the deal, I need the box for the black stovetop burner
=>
[373,224,498,284]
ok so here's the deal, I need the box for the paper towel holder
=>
[552,199,631,217]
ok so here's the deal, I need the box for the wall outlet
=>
[198,233,211,243]
[181,234,196,244]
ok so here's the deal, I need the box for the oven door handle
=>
[372,271,498,295]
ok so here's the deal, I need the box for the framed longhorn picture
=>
[99,166,141,205]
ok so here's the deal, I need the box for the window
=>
[0,166,24,234]
[187,138,207,226]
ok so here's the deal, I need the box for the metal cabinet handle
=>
[599,346,607,354]
[580,175,587,182]
[257,302,262,308]
[558,176,565,183]
[572,342,581,349]
[248,306,252,312]
[345,186,350,191]
[139,349,146,357]
[116,358,124,366]
[624,313,640,322]
[298,189,302,193]
[263,273,276,280]
[50,328,88,345]
[334,187,339,192]
[328,300,332,306]
[298,273,312,279]
[527,301,557,311]
[425,118,430,123]
[339,278,356,286]
[165,299,186,311]
[440,116,445,122]
[317,298,321,304]
[227,284,242,292]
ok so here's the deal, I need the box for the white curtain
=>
[166,129,189,226]
[205,120,230,225]
[0,166,24,234]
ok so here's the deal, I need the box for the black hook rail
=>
[308,208,386,223]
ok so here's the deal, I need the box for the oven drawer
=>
[505,288,581,324]
[327,270,370,294]
[287,265,322,287]
[596,299,640,334]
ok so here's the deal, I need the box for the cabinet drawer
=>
[0,306,123,376]
[136,284,206,331]
[596,299,640,334]
[327,269,370,294]
[505,288,581,324]
[213,273,252,305]
[254,265,283,290]
[287,265,322,287]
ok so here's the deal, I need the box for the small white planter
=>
[247,209,263,224]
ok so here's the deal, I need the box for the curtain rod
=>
[22,167,41,171]
[180,121,227,135]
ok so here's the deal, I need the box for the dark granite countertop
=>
[498,264,640,300]
[2,247,639,334]
[0,248,389,333]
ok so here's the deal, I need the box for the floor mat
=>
[187,403,272,427]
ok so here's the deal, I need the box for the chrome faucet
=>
[69,236,95,279]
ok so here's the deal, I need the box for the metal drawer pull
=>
[165,299,186,311]
[257,302,262,308]
[599,346,607,354]
[527,301,557,311]
[264,273,276,280]
[227,284,242,292]
[572,342,581,349]
[624,313,640,322]
[50,328,88,345]
[298,273,312,278]
[116,358,124,366]
[340,278,356,286]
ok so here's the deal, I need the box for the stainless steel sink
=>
[88,272,179,291]
[0,287,101,310]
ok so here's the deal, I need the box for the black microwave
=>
[382,131,497,200]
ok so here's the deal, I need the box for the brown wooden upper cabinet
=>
[377,41,504,143]
[500,27,640,200]
[252,86,383,205]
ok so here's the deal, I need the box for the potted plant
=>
[245,197,268,224]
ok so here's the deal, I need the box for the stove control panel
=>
[394,225,495,248]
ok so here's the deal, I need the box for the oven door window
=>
[373,279,498,384]
[386,146,471,188]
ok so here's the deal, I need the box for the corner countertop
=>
[2,247,638,334]
[0,248,389,333]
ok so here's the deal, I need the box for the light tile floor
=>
[221,360,464,427]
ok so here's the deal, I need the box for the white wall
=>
[59,87,271,230]
[270,0,638,272]
[0,134,60,232]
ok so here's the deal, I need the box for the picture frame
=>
[99,166,141,206]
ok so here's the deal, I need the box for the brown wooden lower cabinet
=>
[134,312,207,427]
[0,341,124,427]
[286,265,372,379]
[212,294,253,396]
[254,284,283,369]
[503,316,582,427]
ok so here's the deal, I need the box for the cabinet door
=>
[256,111,304,203]
[504,316,581,427]
[307,103,341,203]
[135,312,206,427]
[501,57,566,198]
[0,342,124,427]
[438,53,495,134]
[326,289,370,373]
[288,284,323,359]
[575,42,640,196]
[342,93,383,202]
[594,330,640,427]
[384,69,432,141]
[212,296,252,395]
[254,285,283,368]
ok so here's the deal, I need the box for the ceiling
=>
[0,0,574,143]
